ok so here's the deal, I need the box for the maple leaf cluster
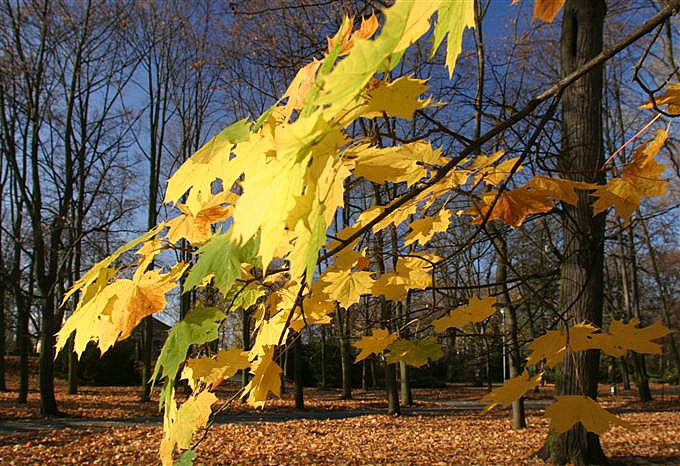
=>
[53,0,675,463]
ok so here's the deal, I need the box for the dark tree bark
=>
[241,307,252,387]
[0,226,5,392]
[381,299,400,415]
[373,185,399,415]
[319,326,326,389]
[539,0,608,463]
[293,333,304,410]
[338,309,353,400]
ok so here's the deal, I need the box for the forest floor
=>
[0,357,679,465]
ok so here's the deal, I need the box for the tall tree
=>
[540,0,608,463]
[129,1,180,402]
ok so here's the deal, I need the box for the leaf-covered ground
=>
[2,407,679,465]
[1,357,679,464]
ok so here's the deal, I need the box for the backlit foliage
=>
[56,1,672,463]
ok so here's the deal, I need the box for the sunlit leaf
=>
[545,395,632,435]
[481,371,543,411]
[354,328,399,363]
[386,336,444,368]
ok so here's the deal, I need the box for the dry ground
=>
[1,357,679,465]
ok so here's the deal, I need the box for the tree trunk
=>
[141,316,153,402]
[626,226,652,401]
[338,308,352,400]
[616,227,652,401]
[539,1,608,463]
[38,295,59,416]
[381,301,400,414]
[398,301,412,406]
[372,185,399,414]
[446,328,457,382]
[241,307,252,387]
[491,224,526,429]
[320,326,326,389]
[0,242,5,391]
[16,281,29,403]
[67,335,78,395]
[399,362,412,406]
[638,212,680,381]
[293,334,304,410]
[620,357,631,390]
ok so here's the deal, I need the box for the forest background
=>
[0,0,679,465]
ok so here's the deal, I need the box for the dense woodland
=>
[0,0,679,465]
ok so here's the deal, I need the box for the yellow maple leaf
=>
[113,264,188,340]
[159,389,217,466]
[525,323,598,368]
[166,192,234,245]
[394,2,441,55]
[526,330,566,368]
[525,176,595,205]
[372,272,411,302]
[58,262,187,358]
[385,336,444,368]
[468,151,505,170]
[182,348,250,390]
[62,222,166,305]
[373,199,419,233]
[281,59,322,120]
[353,142,430,187]
[354,328,399,363]
[545,396,632,435]
[289,304,334,332]
[473,155,521,186]
[396,255,438,287]
[331,248,368,271]
[403,209,451,247]
[362,76,431,120]
[251,313,290,357]
[641,82,680,113]
[232,150,306,270]
[593,130,669,224]
[164,119,250,205]
[432,296,496,333]
[322,269,374,309]
[481,371,543,411]
[372,255,437,302]
[589,318,671,358]
[243,346,282,408]
[56,282,119,357]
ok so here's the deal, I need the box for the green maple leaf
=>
[152,307,225,408]
[183,229,260,295]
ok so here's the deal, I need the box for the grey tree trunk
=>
[539,1,608,463]
[625,226,652,401]
[490,224,526,429]
[398,301,412,406]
